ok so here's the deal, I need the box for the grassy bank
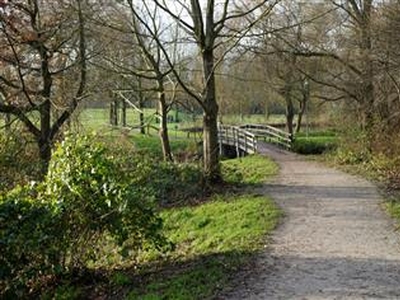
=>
[126,194,280,299]
[123,155,280,299]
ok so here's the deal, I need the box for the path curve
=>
[223,143,400,299]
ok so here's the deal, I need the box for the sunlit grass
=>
[222,154,279,185]
[125,155,280,299]
[129,194,281,299]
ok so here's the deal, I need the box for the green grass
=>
[386,201,400,221]
[74,108,201,133]
[163,195,279,256]
[125,155,280,299]
[130,135,196,157]
[221,155,279,185]
[129,194,281,299]
[220,113,286,125]
[293,134,338,155]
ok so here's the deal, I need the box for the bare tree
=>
[0,0,88,175]
[95,1,184,161]
[138,0,279,181]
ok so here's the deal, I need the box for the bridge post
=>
[218,122,222,156]
[234,127,239,157]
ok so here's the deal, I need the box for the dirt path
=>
[222,143,400,300]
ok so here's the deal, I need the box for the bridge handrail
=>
[239,123,292,149]
[218,124,258,154]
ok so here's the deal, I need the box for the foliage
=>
[0,185,60,298]
[221,155,279,185]
[0,130,40,191]
[0,133,168,297]
[45,133,168,262]
[292,136,337,155]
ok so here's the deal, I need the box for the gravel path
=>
[222,143,400,300]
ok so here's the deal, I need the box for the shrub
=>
[45,134,168,264]
[0,185,60,298]
[292,136,337,155]
[0,133,168,297]
[0,130,40,190]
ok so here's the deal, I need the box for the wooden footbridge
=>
[218,123,292,157]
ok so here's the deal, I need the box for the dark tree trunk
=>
[286,98,294,137]
[284,79,295,137]
[121,99,127,127]
[4,114,10,133]
[296,101,305,134]
[202,48,221,182]
[139,91,145,134]
[359,0,374,149]
[158,82,173,161]
[39,100,52,176]
[296,81,309,133]
[110,100,118,126]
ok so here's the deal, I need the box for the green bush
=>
[44,134,168,264]
[0,185,60,298]
[0,131,40,190]
[292,136,337,155]
[0,133,168,297]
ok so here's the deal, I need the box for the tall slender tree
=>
[147,0,278,181]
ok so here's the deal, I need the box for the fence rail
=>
[239,124,292,149]
[218,124,258,156]
[218,123,292,157]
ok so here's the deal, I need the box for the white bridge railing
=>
[218,123,292,156]
[218,124,258,155]
[239,124,292,149]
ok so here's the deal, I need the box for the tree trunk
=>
[110,100,118,126]
[4,114,10,133]
[285,80,295,137]
[359,0,374,149]
[295,101,305,134]
[296,81,309,133]
[286,99,294,137]
[39,100,52,176]
[158,82,173,161]
[139,92,145,134]
[202,48,221,182]
[121,99,127,127]
[203,106,220,182]
[110,102,114,125]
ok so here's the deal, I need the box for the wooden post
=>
[235,127,239,157]
[218,123,223,156]
[121,99,127,127]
